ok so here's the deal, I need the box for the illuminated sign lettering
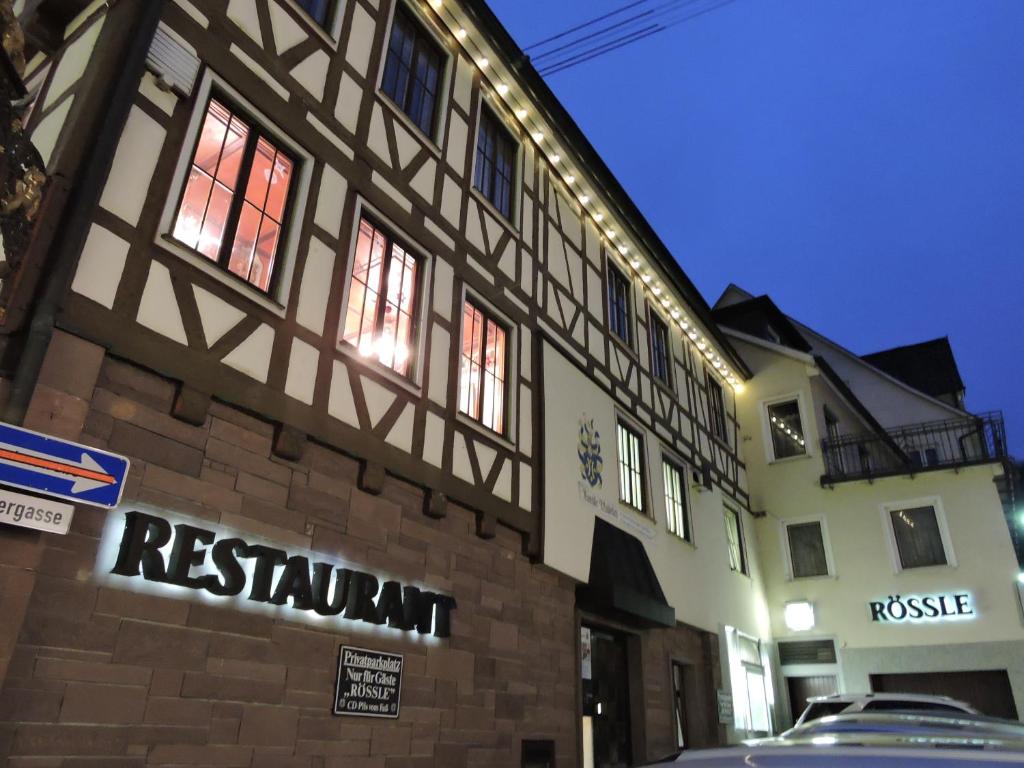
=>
[107,510,456,637]
[868,592,974,623]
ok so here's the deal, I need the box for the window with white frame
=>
[724,505,747,574]
[662,459,690,541]
[617,419,646,513]
[887,504,949,569]
[340,215,423,378]
[766,399,806,460]
[785,520,829,578]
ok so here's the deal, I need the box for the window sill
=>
[468,186,520,236]
[455,411,516,452]
[769,453,812,466]
[376,94,443,160]
[157,235,287,318]
[608,332,638,362]
[336,341,424,398]
[652,376,675,398]
[894,562,957,576]
[280,0,342,49]
[787,572,836,582]
[669,533,696,550]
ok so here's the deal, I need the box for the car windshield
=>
[801,702,851,722]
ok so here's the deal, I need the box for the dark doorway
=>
[870,670,1018,720]
[671,662,691,750]
[786,675,838,724]
[583,626,633,767]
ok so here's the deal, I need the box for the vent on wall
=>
[778,639,837,666]
[145,23,200,97]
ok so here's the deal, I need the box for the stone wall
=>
[0,336,579,767]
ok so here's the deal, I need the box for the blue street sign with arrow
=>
[0,422,130,509]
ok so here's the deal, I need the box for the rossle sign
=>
[869,592,975,623]
[99,509,456,638]
[334,646,404,718]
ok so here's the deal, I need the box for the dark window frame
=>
[616,418,647,514]
[662,457,690,542]
[170,92,299,298]
[607,262,633,347]
[888,504,949,570]
[649,310,672,387]
[725,505,748,575]
[341,212,426,380]
[295,0,337,29]
[458,296,510,436]
[706,369,728,441]
[785,520,830,578]
[380,3,447,138]
[766,398,807,460]
[472,104,518,220]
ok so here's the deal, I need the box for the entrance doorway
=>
[582,626,633,767]
[786,675,838,724]
[870,670,1018,720]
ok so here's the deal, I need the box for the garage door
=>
[870,670,1018,720]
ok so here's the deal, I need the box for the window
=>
[296,0,335,26]
[607,264,632,345]
[650,313,671,385]
[888,505,947,569]
[172,97,296,294]
[724,506,747,574]
[767,399,805,460]
[341,216,422,377]
[616,420,646,513]
[785,521,829,578]
[672,663,689,749]
[909,447,940,467]
[706,371,727,440]
[473,107,516,218]
[663,460,689,541]
[381,5,445,136]
[458,299,508,434]
[824,407,841,444]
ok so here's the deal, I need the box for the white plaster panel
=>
[269,1,307,52]
[521,197,534,249]
[445,112,467,176]
[493,459,512,502]
[285,337,319,405]
[368,104,391,165]
[307,112,354,158]
[361,375,397,427]
[345,4,375,77]
[475,441,497,480]
[452,55,474,112]
[44,16,103,109]
[384,403,414,454]
[440,175,462,228]
[335,72,362,134]
[296,237,336,335]
[546,223,569,288]
[314,165,348,239]
[519,463,531,512]
[223,324,275,383]
[498,238,516,279]
[588,321,606,366]
[483,212,502,257]
[586,264,602,319]
[520,326,532,382]
[137,261,187,345]
[424,217,454,250]
[465,202,485,255]
[518,384,532,457]
[227,0,262,45]
[557,192,583,251]
[432,258,454,320]
[99,107,165,226]
[393,120,419,169]
[193,285,246,347]
[423,411,444,467]
[173,0,209,27]
[428,324,450,406]
[371,171,412,213]
[139,71,178,115]
[520,252,534,298]
[291,49,329,102]
[409,157,436,203]
[328,359,359,426]
[70,224,128,309]
[566,246,584,301]
[451,432,474,484]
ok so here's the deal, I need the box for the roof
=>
[459,0,751,380]
[711,294,813,353]
[861,338,965,400]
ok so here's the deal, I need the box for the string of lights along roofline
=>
[426,0,745,392]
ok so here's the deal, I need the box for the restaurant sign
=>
[101,509,456,637]
[334,646,403,718]
[869,592,974,623]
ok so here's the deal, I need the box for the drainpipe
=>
[2,0,165,425]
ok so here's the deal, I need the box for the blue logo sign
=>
[0,422,130,509]
[578,416,603,488]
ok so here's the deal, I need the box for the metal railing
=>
[821,411,1007,483]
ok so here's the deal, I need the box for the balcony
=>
[821,411,1008,484]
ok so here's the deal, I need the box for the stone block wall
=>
[0,337,579,767]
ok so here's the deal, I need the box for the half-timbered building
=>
[0,0,771,765]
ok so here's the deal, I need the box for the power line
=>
[537,0,738,77]
[523,0,653,52]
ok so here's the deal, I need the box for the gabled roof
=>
[861,338,965,401]
[711,294,812,353]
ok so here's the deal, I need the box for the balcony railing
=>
[821,411,1008,484]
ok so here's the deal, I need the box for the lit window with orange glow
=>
[341,217,421,378]
[172,98,294,294]
[459,300,507,434]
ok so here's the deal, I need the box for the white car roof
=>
[808,692,969,706]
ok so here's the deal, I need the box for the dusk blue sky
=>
[488,0,1024,455]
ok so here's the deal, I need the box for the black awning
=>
[576,518,675,628]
